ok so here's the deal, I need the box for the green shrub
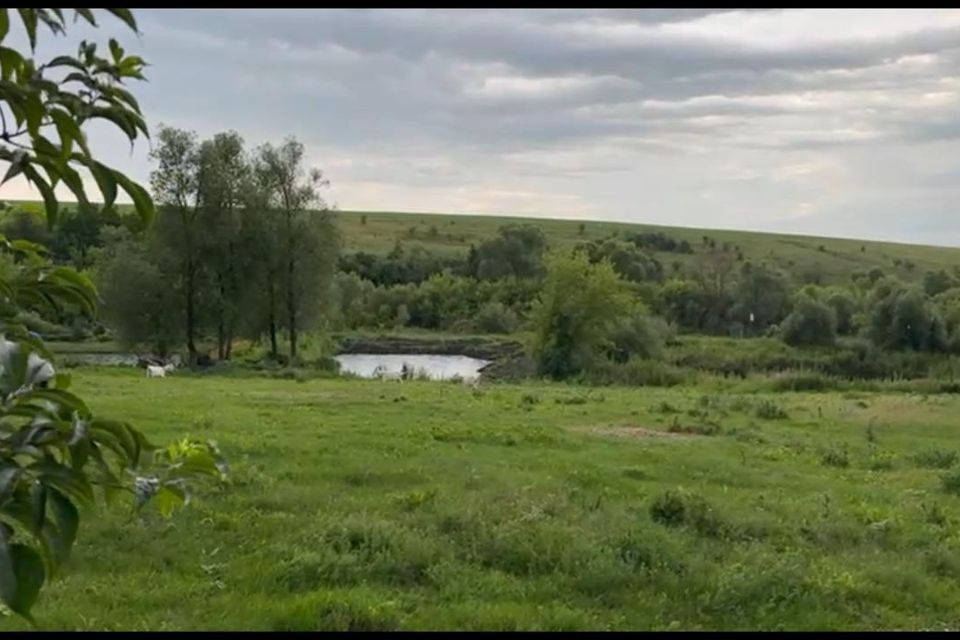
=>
[474,301,519,334]
[940,470,960,495]
[821,447,850,468]
[755,400,788,420]
[780,295,837,347]
[650,490,730,538]
[583,358,688,387]
[667,418,722,436]
[913,449,958,469]
[768,371,836,392]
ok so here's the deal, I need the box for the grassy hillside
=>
[5,199,960,286]
[337,210,960,286]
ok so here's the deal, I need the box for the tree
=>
[579,238,663,283]
[196,131,249,359]
[529,251,631,379]
[0,9,224,619]
[690,246,736,334]
[253,138,338,360]
[731,263,790,334]
[867,279,948,352]
[149,125,203,364]
[924,269,956,297]
[469,224,545,281]
[780,295,837,347]
[92,227,181,355]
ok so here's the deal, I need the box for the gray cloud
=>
[3,9,960,245]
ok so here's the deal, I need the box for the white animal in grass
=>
[146,363,176,378]
[372,364,403,382]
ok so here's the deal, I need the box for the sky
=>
[3,8,960,246]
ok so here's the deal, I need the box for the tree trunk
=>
[268,278,278,359]
[217,280,226,360]
[225,326,234,360]
[185,258,198,365]
[287,254,297,360]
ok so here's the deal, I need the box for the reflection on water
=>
[59,353,139,366]
[334,354,489,381]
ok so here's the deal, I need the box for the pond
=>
[57,352,139,366]
[334,354,490,381]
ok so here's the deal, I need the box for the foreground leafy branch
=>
[0,9,225,621]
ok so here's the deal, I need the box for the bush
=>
[474,301,519,334]
[914,449,958,469]
[582,358,688,387]
[821,447,850,468]
[755,400,788,420]
[529,251,633,379]
[667,418,722,436]
[768,371,836,392]
[941,470,960,495]
[780,295,837,347]
[607,314,671,362]
[649,490,729,538]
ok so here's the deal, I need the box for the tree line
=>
[90,126,339,364]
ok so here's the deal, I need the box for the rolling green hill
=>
[338,210,960,286]
[4,199,960,286]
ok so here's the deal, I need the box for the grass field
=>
[6,200,960,286]
[5,367,960,631]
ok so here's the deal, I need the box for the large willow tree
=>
[0,9,223,621]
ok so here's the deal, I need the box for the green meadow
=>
[6,367,960,631]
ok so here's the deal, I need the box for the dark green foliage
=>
[339,246,464,287]
[940,470,960,495]
[868,280,948,353]
[649,491,730,538]
[821,448,850,468]
[474,301,519,334]
[469,225,545,281]
[755,400,788,420]
[781,295,837,347]
[578,238,663,283]
[913,449,957,469]
[732,264,790,333]
[529,251,632,379]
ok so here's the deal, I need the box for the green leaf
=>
[46,55,86,71]
[0,10,8,42]
[30,482,46,536]
[1,149,27,186]
[20,389,91,420]
[109,85,142,115]
[113,170,154,227]
[46,490,78,565]
[89,420,138,465]
[50,108,87,158]
[155,484,186,518]
[87,105,137,141]
[19,165,58,227]
[16,9,37,51]
[54,372,71,390]
[30,460,94,508]
[106,9,138,33]
[108,38,123,64]
[75,157,116,208]
[0,535,45,622]
[73,9,96,27]
[0,465,21,501]
[23,92,44,138]
[0,46,24,82]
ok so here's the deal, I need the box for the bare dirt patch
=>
[578,424,699,440]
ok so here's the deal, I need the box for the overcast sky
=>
[3,9,960,245]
